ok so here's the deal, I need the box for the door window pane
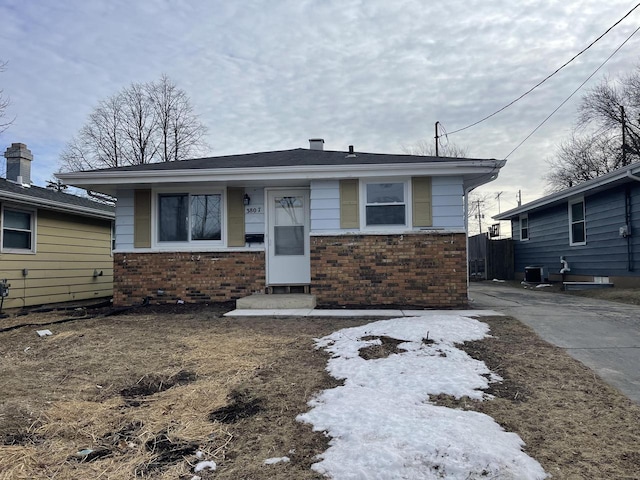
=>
[274,196,304,255]
[191,194,221,241]
[275,196,303,226]
[159,194,188,241]
[275,225,304,255]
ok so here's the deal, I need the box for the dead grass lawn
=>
[1,305,639,479]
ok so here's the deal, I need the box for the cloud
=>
[0,0,637,212]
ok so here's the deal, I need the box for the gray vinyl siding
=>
[244,187,265,235]
[309,177,465,232]
[310,180,341,231]
[432,177,464,228]
[513,183,640,278]
[115,190,134,250]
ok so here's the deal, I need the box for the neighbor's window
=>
[569,199,586,245]
[520,215,529,241]
[365,182,406,226]
[158,193,222,243]
[2,207,35,252]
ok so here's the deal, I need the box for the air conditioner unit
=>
[524,266,545,283]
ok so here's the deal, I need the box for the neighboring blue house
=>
[494,164,640,287]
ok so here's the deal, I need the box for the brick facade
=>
[113,233,467,308]
[113,251,265,306]
[310,232,468,308]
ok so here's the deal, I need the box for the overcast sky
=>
[1,0,639,229]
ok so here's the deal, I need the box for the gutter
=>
[57,160,506,184]
[496,166,640,220]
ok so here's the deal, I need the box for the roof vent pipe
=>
[346,145,356,158]
[309,138,324,150]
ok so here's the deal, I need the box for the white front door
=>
[266,189,310,285]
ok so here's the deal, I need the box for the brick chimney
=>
[309,138,324,150]
[4,143,33,185]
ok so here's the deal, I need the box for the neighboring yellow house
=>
[0,143,115,310]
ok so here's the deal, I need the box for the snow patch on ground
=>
[297,315,548,479]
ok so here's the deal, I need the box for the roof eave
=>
[494,165,640,221]
[57,159,506,196]
[0,190,114,220]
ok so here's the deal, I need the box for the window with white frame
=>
[520,215,529,241]
[2,207,35,252]
[569,198,586,245]
[364,182,407,226]
[158,192,222,243]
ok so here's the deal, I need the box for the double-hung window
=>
[520,215,529,241]
[364,182,407,227]
[569,198,586,245]
[158,192,222,244]
[2,207,35,252]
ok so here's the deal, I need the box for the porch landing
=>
[236,293,317,310]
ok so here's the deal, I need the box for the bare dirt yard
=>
[1,303,639,479]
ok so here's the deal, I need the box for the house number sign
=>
[245,206,263,214]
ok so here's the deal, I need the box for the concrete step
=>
[563,281,614,291]
[236,293,317,310]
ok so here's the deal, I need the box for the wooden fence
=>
[468,234,514,281]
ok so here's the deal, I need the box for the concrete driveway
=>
[469,282,640,404]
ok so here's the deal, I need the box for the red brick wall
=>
[113,251,265,306]
[310,233,468,308]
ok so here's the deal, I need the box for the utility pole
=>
[495,191,503,213]
[621,105,627,165]
[474,199,484,234]
[434,121,440,157]
[517,190,522,207]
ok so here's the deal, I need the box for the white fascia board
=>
[0,191,114,220]
[57,160,506,188]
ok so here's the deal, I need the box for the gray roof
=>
[85,147,498,173]
[0,177,114,219]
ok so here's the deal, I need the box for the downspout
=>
[625,170,640,271]
[464,186,472,300]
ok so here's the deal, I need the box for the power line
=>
[505,23,640,159]
[448,3,640,136]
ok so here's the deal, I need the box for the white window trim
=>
[569,197,586,246]
[151,187,226,250]
[1,204,37,254]
[519,214,529,241]
[359,178,412,230]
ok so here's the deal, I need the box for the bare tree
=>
[121,82,157,165]
[149,74,207,162]
[0,60,13,135]
[59,75,208,171]
[545,133,622,192]
[402,139,469,157]
[546,66,640,191]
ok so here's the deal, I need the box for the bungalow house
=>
[1,143,115,309]
[57,139,505,308]
[494,163,640,287]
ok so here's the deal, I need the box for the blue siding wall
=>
[513,183,640,278]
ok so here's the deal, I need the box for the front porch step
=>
[563,281,614,291]
[236,293,317,310]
